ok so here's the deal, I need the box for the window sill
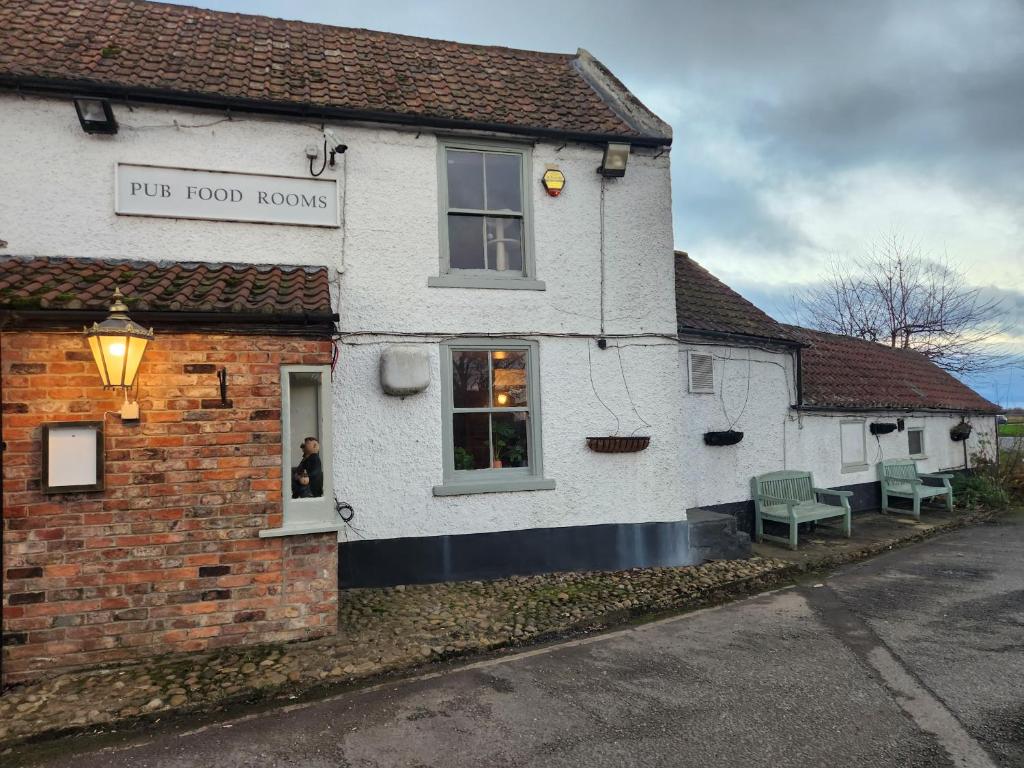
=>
[427,274,546,291]
[910,455,928,460]
[258,522,343,539]
[432,477,556,496]
[841,463,869,474]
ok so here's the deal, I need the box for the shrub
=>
[955,434,1023,509]
[953,472,1011,510]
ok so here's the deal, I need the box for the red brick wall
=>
[2,330,338,684]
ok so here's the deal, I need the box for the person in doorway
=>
[292,436,323,498]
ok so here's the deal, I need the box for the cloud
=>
[170,0,1024,401]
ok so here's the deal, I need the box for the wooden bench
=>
[879,459,953,519]
[751,470,852,550]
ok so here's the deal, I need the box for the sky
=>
[168,0,1024,406]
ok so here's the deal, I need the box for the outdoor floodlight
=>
[74,97,118,134]
[597,142,630,177]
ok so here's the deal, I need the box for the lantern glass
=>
[84,288,154,389]
[88,332,149,388]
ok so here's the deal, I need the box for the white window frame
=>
[260,364,339,538]
[428,138,544,291]
[434,339,555,496]
[908,427,927,459]
[840,419,868,473]
[687,351,715,394]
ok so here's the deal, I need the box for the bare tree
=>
[794,233,1009,374]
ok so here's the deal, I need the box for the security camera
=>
[324,130,348,159]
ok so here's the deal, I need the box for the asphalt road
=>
[16,510,1023,768]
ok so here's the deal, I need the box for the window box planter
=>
[586,435,651,453]
[870,422,898,436]
[950,423,972,442]
[703,430,743,446]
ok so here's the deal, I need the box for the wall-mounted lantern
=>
[84,288,153,420]
[541,167,566,197]
[597,142,630,177]
[73,97,118,135]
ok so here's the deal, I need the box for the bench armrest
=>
[920,472,953,480]
[814,487,853,499]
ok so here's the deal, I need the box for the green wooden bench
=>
[751,470,852,550]
[879,459,953,519]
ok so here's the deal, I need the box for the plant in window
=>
[493,418,527,468]
[454,446,476,471]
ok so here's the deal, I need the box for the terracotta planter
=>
[586,435,651,453]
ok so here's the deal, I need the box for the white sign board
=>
[115,163,339,227]
[44,422,102,492]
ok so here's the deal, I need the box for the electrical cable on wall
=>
[588,341,620,435]
[599,175,607,336]
[613,344,652,435]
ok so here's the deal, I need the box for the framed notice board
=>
[41,421,104,493]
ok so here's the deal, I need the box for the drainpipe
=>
[963,413,969,471]
[794,346,803,406]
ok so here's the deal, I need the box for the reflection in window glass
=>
[452,350,489,407]
[287,371,324,499]
[448,215,485,269]
[491,350,527,407]
[485,217,523,272]
[444,146,526,275]
[484,152,522,212]
[446,150,485,209]
[449,346,532,472]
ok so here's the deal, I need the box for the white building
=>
[0,0,717,588]
[673,252,1001,534]
[0,1,1001,598]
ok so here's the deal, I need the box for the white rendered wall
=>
[1,94,685,541]
[788,410,999,491]
[675,340,998,509]
[678,343,797,509]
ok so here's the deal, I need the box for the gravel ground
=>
[0,504,1005,750]
[0,557,788,748]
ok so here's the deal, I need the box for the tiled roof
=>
[0,256,333,320]
[674,252,796,343]
[0,0,670,143]
[785,325,1000,414]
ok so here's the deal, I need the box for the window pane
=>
[840,422,864,466]
[909,430,923,455]
[453,412,491,470]
[485,217,523,272]
[492,350,528,407]
[287,371,324,499]
[492,412,529,468]
[452,350,489,407]
[446,149,484,209]
[448,214,485,270]
[485,152,522,212]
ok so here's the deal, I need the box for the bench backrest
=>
[751,470,815,505]
[880,459,919,483]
